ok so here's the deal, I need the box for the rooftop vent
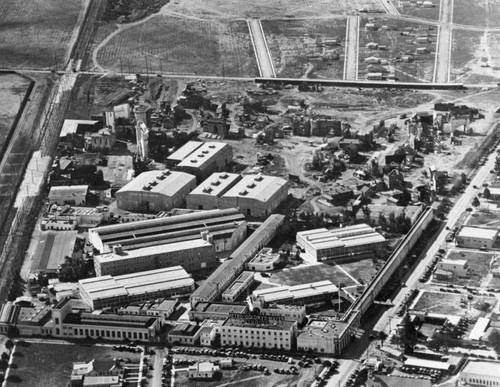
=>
[190,159,198,163]
[254,174,264,181]
[162,169,171,176]
[150,180,158,186]
[208,144,216,148]
[247,183,256,189]
[197,153,205,158]
[202,150,209,154]
[203,186,213,193]
[143,185,152,191]
[239,190,248,196]
[220,173,229,179]
[211,180,221,186]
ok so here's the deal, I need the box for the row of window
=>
[464,377,500,386]
[221,340,289,349]
[68,327,149,340]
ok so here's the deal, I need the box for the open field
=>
[0,0,87,69]
[453,0,500,27]
[396,0,440,20]
[411,291,497,318]
[172,351,324,387]
[261,18,347,79]
[270,263,357,287]
[467,210,500,229]
[358,18,437,82]
[96,16,258,77]
[0,74,32,154]
[166,0,383,19]
[6,341,141,387]
[450,30,500,83]
[337,258,379,285]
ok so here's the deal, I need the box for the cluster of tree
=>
[488,329,500,353]
[378,211,412,234]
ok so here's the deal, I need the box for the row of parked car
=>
[419,250,445,283]
[396,289,419,317]
[171,347,248,358]
[400,365,445,383]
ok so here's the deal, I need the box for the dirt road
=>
[434,0,454,82]
[247,19,276,78]
[344,16,359,80]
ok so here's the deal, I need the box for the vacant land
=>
[396,0,440,20]
[450,30,500,83]
[0,74,32,153]
[0,0,87,69]
[6,341,141,387]
[96,16,258,77]
[172,352,323,387]
[453,0,500,27]
[358,18,437,82]
[261,18,347,79]
[166,0,383,19]
[270,263,356,287]
[411,291,497,318]
[467,210,500,229]
[338,258,379,285]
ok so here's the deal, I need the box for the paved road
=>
[434,0,454,82]
[378,0,400,15]
[344,16,359,80]
[247,19,275,78]
[374,134,498,337]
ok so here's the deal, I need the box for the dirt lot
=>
[396,0,440,20]
[450,30,500,83]
[358,18,437,82]
[95,15,258,77]
[6,341,142,387]
[261,18,347,79]
[411,290,497,318]
[467,210,500,229]
[0,73,32,152]
[0,0,87,69]
[172,351,325,387]
[453,0,500,27]
[166,0,383,19]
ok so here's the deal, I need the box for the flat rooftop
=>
[458,226,497,240]
[223,317,295,331]
[167,141,204,163]
[189,172,241,198]
[94,239,212,265]
[116,170,195,197]
[64,311,157,329]
[79,266,194,302]
[298,224,385,250]
[253,280,338,303]
[193,302,248,314]
[222,174,287,202]
[60,119,99,137]
[249,247,280,265]
[177,142,231,170]
[462,360,500,377]
[298,319,348,339]
[223,271,254,299]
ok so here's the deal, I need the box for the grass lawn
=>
[270,263,356,287]
[6,341,141,387]
[396,0,440,20]
[338,258,378,285]
[173,353,322,387]
[453,0,500,27]
[466,210,500,229]
[411,291,496,318]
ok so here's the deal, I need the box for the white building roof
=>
[177,142,231,170]
[79,266,194,302]
[459,227,497,240]
[95,239,212,265]
[404,357,451,371]
[49,185,89,198]
[298,224,385,250]
[222,174,287,203]
[462,360,500,378]
[60,119,99,137]
[116,170,195,197]
[167,141,204,162]
[189,173,241,198]
[252,280,338,303]
[441,259,467,266]
[468,317,490,341]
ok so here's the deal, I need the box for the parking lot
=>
[170,346,335,387]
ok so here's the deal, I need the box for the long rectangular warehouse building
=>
[190,214,285,307]
[89,208,247,253]
[296,224,386,262]
[94,239,216,277]
[79,266,195,310]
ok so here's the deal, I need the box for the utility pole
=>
[159,58,163,76]
[145,55,149,77]
[119,58,123,75]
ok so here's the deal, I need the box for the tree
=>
[472,197,480,208]
[378,331,388,347]
[488,329,500,353]
[484,187,491,199]
[378,213,387,230]
[5,340,13,351]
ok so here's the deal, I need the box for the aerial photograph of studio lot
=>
[2,0,500,386]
